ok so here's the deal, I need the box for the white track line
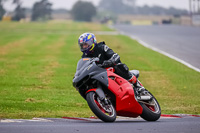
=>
[0,118,53,123]
[126,34,200,73]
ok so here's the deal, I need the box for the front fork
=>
[86,82,109,105]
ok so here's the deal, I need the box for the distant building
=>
[2,12,12,21]
[117,15,191,26]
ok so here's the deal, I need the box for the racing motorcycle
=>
[73,58,161,122]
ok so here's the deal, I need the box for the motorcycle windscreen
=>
[75,58,91,77]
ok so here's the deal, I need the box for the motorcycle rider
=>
[78,32,144,92]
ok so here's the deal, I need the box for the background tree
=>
[31,0,52,21]
[71,1,96,22]
[12,0,26,21]
[0,0,6,20]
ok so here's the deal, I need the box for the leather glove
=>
[102,60,113,68]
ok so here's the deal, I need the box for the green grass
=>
[0,21,199,119]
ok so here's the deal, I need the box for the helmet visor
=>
[79,39,93,52]
[80,43,90,51]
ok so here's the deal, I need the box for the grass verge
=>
[0,21,199,119]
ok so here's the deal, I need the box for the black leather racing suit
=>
[82,41,132,80]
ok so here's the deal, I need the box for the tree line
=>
[0,0,189,22]
[0,0,53,21]
[0,0,95,21]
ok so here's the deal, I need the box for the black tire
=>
[140,92,161,121]
[86,91,116,122]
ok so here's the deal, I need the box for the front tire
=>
[86,91,116,122]
[139,92,161,121]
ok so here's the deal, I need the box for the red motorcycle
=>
[73,58,161,122]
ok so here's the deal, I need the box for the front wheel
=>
[86,91,116,122]
[139,91,161,121]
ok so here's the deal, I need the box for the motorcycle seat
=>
[130,70,139,78]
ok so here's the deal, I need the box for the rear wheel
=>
[86,91,116,122]
[139,91,161,121]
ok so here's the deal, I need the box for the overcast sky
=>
[4,0,190,11]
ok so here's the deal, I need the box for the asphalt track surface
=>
[113,24,200,72]
[1,116,200,133]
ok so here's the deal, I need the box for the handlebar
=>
[90,58,103,67]
[91,57,99,62]
[90,57,119,68]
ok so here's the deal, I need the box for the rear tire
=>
[140,92,161,121]
[86,91,116,122]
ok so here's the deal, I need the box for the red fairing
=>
[107,70,143,117]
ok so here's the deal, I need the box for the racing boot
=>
[128,73,146,95]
